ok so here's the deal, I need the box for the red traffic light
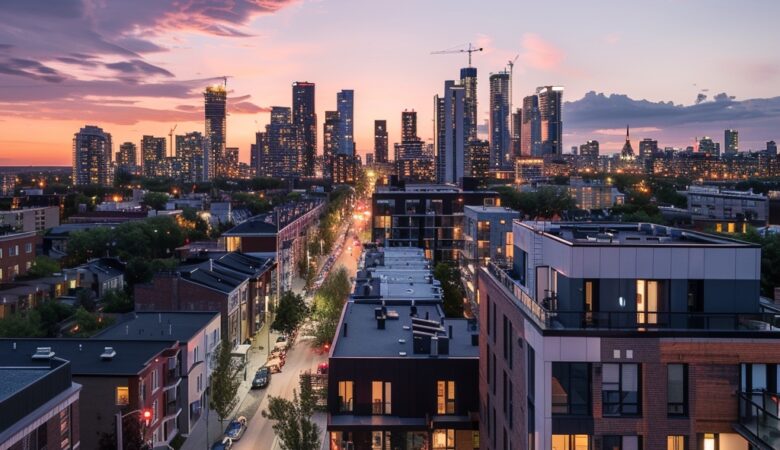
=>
[142,410,152,419]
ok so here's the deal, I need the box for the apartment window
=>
[151,369,159,392]
[603,363,640,416]
[552,362,590,415]
[152,399,158,424]
[667,364,688,416]
[338,381,354,413]
[492,354,496,395]
[8,245,18,257]
[116,386,129,405]
[584,280,599,326]
[25,242,32,253]
[432,429,455,450]
[551,434,589,450]
[603,436,640,450]
[139,380,146,402]
[371,381,392,415]
[487,343,492,391]
[371,431,391,450]
[59,408,71,450]
[491,301,496,343]
[486,296,491,336]
[502,371,508,416]
[437,380,456,414]
[508,379,513,430]
[503,315,513,369]
[636,280,667,325]
[701,433,717,450]
[667,436,686,450]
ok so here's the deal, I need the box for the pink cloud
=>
[520,33,564,71]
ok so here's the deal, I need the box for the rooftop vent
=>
[32,347,55,360]
[101,347,117,360]
[399,351,407,357]
[398,339,406,344]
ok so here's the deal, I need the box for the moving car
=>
[224,416,247,441]
[211,438,233,450]
[251,367,270,389]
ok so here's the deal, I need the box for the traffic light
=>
[142,409,152,426]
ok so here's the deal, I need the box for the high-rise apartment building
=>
[225,147,239,178]
[537,85,564,156]
[115,141,137,175]
[768,140,778,157]
[511,108,522,158]
[336,90,354,156]
[259,106,303,178]
[639,138,658,159]
[73,125,112,186]
[579,140,599,159]
[323,111,340,180]
[521,95,541,156]
[698,136,720,157]
[489,72,511,170]
[725,129,739,155]
[435,80,467,184]
[204,84,227,179]
[460,67,478,142]
[401,110,417,142]
[374,120,388,163]
[466,139,490,179]
[176,131,205,182]
[141,135,166,177]
[292,82,317,177]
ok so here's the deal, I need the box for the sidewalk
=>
[181,322,279,450]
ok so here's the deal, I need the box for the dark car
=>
[252,367,270,389]
[211,437,233,450]
[223,417,247,441]
[276,335,287,343]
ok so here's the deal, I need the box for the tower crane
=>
[431,42,484,67]
[168,124,177,158]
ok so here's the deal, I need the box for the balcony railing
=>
[737,390,780,449]
[487,262,551,328]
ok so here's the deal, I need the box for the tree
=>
[312,266,351,347]
[143,192,169,211]
[434,262,464,317]
[261,374,321,450]
[209,341,245,425]
[76,289,97,312]
[0,310,44,337]
[272,291,307,336]
[37,300,74,337]
[23,256,59,279]
[102,289,134,313]
[71,307,112,337]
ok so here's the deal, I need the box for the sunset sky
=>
[1,0,779,166]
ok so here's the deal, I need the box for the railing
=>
[738,390,780,448]
[371,401,392,415]
[487,262,551,328]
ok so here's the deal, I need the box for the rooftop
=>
[223,199,324,236]
[96,312,220,343]
[520,221,758,247]
[331,301,478,359]
[0,339,177,376]
[176,252,273,293]
[0,368,49,403]
[464,205,520,215]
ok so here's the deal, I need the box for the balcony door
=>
[636,280,664,325]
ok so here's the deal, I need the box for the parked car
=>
[265,359,283,373]
[276,335,287,343]
[252,367,270,389]
[211,438,233,450]
[224,417,247,441]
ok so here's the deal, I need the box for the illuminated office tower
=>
[292,82,317,177]
[537,85,564,156]
[204,84,227,179]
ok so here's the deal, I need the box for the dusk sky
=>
[1,0,779,166]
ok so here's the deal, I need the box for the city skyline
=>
[1,0,780,165]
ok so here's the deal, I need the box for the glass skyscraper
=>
[292,82,317,177]
[336,90,354,156]
[489,72,511,170]
[204,84,226,179]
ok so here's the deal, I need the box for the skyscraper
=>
[336,90,354,155]
[511,108,522,159]
[466,139,490,179]
[176,131,205,182]
[115,142,137,174]
[639,138,658,159]
[620,125,635,158]
[434,80,466,184]
[725,129,739,155]
[489,72,511,170]
[292,82,317,177]
[253,131,269,176]
[264,106,303,177]
[323,111,340,180]
[204,84,227,179]
[537,86,564,156]
[73,125,112,186]
[460,67,478,142]
[521,95,541,156]
[401,110,417,142]
[768,140,778,158]
[579,140,599,158]
[225,147,239,177]
[698,136,719,157]
[141,135,166,177]
[374,120,388,163]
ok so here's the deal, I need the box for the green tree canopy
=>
[209,341,245,425]
[261,373,321,450]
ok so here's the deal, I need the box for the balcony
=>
[486,262,780,332]
[735,390,780,449]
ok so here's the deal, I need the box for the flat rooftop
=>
[0,368,49,402]
[331,302,478,359]
[96,312,219,343]
[464,205,520,215]
[522,222,758,247]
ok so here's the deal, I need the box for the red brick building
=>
[0,339,181,450]
[0,231,37,282]
[135,252,275,347]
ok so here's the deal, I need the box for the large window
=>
[551,363,590,416]
[636,280,666,325]
[371,381,392,415]
[602,363,640,416]
[667,364,688,416]
[338,381,354,413]
[551,435,589,450]
[602,436,640,450]
[667,436,686,450]
[437,380,456,414]
[432,429,455,450]
[584,280,599,326]
[116,386,129,405]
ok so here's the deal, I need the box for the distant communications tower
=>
[431,42,484,67]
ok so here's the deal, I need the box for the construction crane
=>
[168,124,177,158]
[507,54,519,140]
[431,42,484,67]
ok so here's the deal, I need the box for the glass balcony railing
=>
[737,390,780,448]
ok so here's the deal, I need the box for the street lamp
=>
[115,408,153,450]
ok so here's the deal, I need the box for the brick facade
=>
[0,231,37,282]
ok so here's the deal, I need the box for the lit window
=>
[338,381,354,413]
[116,386,129,405]
[551,434,589,450]
[432,429,455,450]
[702,434,716,450]
[667,436,685,450]
[371,381,392,415]
[437,380,456,414]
